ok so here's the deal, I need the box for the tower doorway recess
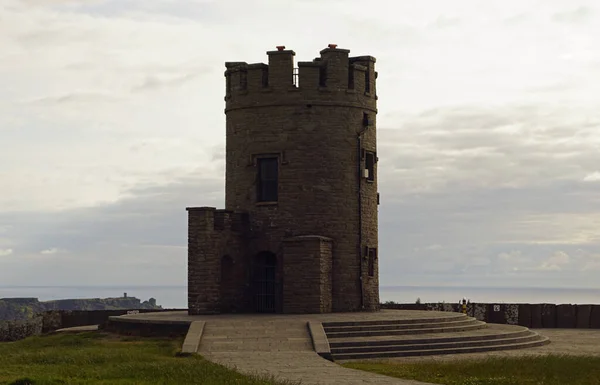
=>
[252,251,277,313]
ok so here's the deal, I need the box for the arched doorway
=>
[220,255,235,313]
[252,251,278,313]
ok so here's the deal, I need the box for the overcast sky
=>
[1,0,599,292]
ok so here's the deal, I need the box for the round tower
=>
[224,45,379,312]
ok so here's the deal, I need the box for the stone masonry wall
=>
[223,46,379,312]
[381,302,600,329]
[0,316,43,342]
[187,208,247,314]
[319,237,333,313]
[282,236,333,313]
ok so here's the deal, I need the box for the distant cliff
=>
[0,296,161,321]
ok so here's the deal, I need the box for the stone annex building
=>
[187,44,379,314]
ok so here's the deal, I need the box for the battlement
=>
[186,207,249,233]
[224,45,377,109]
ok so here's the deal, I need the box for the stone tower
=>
[187,44,379,314]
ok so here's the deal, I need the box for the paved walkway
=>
[198,318,435,385]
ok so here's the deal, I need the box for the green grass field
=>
[0,332,295,385]
[343,355,600,385]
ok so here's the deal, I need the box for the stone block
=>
[591,305,600,329]
[473,303,487,321]
[466,303,475,317]
[518,304,532,327]
[181,321,205,354]
[530,304,543,328]
[576,305,592,328]
[541,304,556,328]
[486,304,506,324]
[308,321,332,361]
[505,304,519,325]
[556,304,576,328]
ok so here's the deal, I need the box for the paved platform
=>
[108,310,451,384]
[114,309,457,323]
[104,310,600,384]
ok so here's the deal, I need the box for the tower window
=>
[257,157,278,202]
[365,70,371,94]
[368,248,377,277]
[365,151,375,182]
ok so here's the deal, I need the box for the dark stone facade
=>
[187,45,380,314]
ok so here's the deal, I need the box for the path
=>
[198,318,435,385]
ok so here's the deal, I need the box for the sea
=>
[1,285,599,308]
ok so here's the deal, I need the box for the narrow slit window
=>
[368,248,377,277]
[365,70,371,93]
[257,157,278,202]
[240,70,248,90]
[363,113,370,127]
[319,65,327,87]
[365,151,375,182]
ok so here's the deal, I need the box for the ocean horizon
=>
[1,285,599,309]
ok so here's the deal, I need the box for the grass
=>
[0,332,297,385]
[343,355,600,385]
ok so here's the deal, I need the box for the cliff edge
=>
[0,296,161,321]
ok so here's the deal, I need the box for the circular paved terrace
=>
[110,309,464,323]
[96,310,600,385]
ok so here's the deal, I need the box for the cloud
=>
[40,248,60,255]
[378,103,600,196]
[0,0,599,292]
[131,72,203,92]
[25,92,123,105]
[583,172,600,182]
[539,251,571,271]
[552,6,594,24]
[0,249,14,257]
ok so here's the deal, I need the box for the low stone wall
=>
[41,308,187,332]
[103,318,190,338]
[0,316,43,342]
[381,303,600,329]
[0,308,187,342]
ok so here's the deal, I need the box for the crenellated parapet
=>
[224,44,377,113]
[186,207,249,233]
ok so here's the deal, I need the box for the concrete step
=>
[326,320,487,339]
[329,327,532,348]
[324,318,478,333]
[331,332,542,354]
[323,313,469,327]
[333,335,550,360]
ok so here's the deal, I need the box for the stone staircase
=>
[323,313,549,360]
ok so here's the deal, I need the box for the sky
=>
[1,0,599,291]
